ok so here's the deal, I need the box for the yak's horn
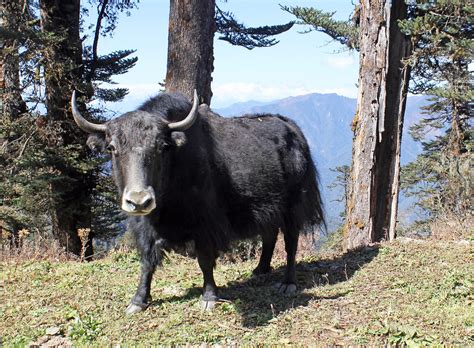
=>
[71,90,106,133]
[168,89,199,131]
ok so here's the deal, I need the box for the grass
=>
[1,239,472,345]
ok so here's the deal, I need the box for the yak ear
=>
[87,133,106,152]
[170,131,187,147]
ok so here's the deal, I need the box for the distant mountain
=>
[216,93,428,229]
[217,99,270,116]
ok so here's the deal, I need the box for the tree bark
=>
[0,0,27,120]
[346,0,411,249]
[40,0,94,257]
[165,0,215,105]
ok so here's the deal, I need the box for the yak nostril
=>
[124,192,154,212]
[125,199,137,209]
[141,197,153,209]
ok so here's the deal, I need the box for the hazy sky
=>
[95,0,359,110]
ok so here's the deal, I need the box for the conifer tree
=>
[399,0,473,235]
[286,1,473,240]
[0,0,138,255]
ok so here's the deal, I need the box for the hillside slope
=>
[1,240,472,345]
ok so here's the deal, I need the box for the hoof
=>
[125,303,147,315]
[200,294,222,311]
[201,299,217,311]
[274,282,297,295]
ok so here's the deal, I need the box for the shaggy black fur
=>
[85,92,324,310]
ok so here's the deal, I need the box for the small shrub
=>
[68,313,102,344]
[320,227,344,253]
[0,232,73,262]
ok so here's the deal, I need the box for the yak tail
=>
[285,156,326,237]
[304,160,325,230]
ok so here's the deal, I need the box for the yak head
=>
[71,90,199,216]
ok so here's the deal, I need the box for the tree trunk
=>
[165,0,215,105]
[40,0,94,258]
[346,0,411,249]
[0,0,27,120]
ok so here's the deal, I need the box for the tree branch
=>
[281,5,359,50]
[215,5,294,50]
[87,0,110,85]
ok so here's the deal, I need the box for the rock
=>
[45,327,60,336]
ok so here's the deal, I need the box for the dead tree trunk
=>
[346,0,411,249]
[165,0,215,105]
[40,0,94,257]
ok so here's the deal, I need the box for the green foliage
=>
[400,0,473,234]
[68,312,102,343]
[83,49,138,85]
[366,323,439,346]
[400,0,472,147]
[281,5,359,50]
[401,152,471,220]
[0,0,138,247]
[90,167,124,239]
[400,0,474,95]
[320,226,344,253]
[0,112,97,233]
[215,5,294,50]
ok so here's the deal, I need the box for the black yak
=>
[71,90,324,314]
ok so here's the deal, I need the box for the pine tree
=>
[0,0,138,256]
[81,0,138,241]
[0,0,29,245]
[38,0,96,256]
[0,1,27,120]
[328,165,351,219]
[399,0,473,237]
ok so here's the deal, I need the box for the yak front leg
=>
[196,247,219,310]
[126,260,155,314]
[126,237,164,315]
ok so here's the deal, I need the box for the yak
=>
[71,90,324,314]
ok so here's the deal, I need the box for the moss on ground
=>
[1,240,472,345]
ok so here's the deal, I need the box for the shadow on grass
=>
[150,286,202,307]
[221,245,380,327]
[150,245,379,328]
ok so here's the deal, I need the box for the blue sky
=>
[94,0,359,109]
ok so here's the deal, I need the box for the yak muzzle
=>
[122,187,156,215]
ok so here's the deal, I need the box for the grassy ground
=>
[1,239,472,346]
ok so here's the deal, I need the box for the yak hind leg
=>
[196,246,219,310]
[253,229,278,275]
[275,230,298,295]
